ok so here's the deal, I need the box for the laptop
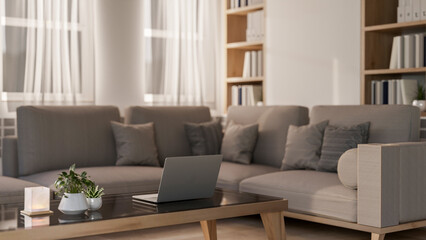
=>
[133,155,222,204]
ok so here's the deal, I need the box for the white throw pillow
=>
[337,148,358,190]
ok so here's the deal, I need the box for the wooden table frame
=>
[0,199,288,240]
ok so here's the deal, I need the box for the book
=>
[400,79,418,104]
[388,80,396,105]
[413,0,421,21]
[257,50,262,76]
[232,85,238,106]
[415,33,424,68]
[382,81,389,104]
[397,80,403,104]
[250,51,257,77]
[242,52,251,78]
[406,0,413,22]
[238,86,242,105]
[375,81,382,105]
[398,7,406,22]
[371,81,377,104]
[422,0,426,20]
[404,34,415,68]
[389,36,404,69]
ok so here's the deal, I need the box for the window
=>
[142,0,222,110]
[0,0,94,106]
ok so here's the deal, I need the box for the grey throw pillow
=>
[221,121,259,164]
[184,119,223,155]
[281,120,329,170]
[317,122,370,172]
[111,121,160,166]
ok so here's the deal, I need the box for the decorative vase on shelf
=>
[86,197,102,211]
[58,193,88,215]
[412,100,426,112]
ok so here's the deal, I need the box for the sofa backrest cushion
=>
[226,106,309,168]
[17,106,121,176]
[310,105,420,143]
[125,106,212,166]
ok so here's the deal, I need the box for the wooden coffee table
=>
[0,189,288,240]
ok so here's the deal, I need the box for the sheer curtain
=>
[143,0,222,110]
[1,0,94,104]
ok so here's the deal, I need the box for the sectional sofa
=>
[1,104,426,240]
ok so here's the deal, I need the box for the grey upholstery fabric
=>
[2,136,19,177]
[21,166,163,195]
[226,106,309,168]
[0,176,39,204]
[125,106,212,166]
[240,170,357,222]
[184,119,223,155]
[221,121,259,164]
[17,106,121,176]
[111,122,160,166]
[217,161,279,191]
[337,148,358,190]
[281,121,329,170]
[310,105,420,143]
[317,122,369,172]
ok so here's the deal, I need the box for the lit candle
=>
[22,187,52,216]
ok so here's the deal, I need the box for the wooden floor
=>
[73,216,426,240]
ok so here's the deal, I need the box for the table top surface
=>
[0,189,285,233]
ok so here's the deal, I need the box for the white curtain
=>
[19,0,92,104]
[143,0,222,110]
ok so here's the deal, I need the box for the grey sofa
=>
[1,104,425,240]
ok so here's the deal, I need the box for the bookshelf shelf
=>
[361,0,426,105]
[364,67,426,75]
[227,77,264,84]
[227,41,263,50]
[224,0,265,111]
[364,20,426,34]
[226,3,264,16]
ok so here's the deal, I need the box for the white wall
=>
[265,0,361,108]
[94,0,144,114]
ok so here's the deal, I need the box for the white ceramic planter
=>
[86,197,102,211]
[413,100,426,112]
[58,193,88,215]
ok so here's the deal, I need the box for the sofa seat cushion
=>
[21,166,163,195]
[0,176,39,204]
[217,161,279,191]
[239,170,357,222]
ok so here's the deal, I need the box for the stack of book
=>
[389,33,425,69]
[397,0,426,23]
[231,85,262,106]
[246,10,264,42]
[229,0,263,9]
[242,50,263,77]
[371,79,418,105]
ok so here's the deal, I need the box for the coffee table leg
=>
[200,220,217,240]
[261,212,286,240]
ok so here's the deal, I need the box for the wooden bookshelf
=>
[361,0,426,104]
[224,0,265,111]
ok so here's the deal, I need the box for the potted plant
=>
[413,84,426,112]
[84,185,104,211]
[54,164,94,215]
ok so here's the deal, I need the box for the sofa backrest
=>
[310,105,420,143]
[227,106,309,168]
[17,106,121,176]
[125,106,212,166]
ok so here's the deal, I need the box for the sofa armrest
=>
[2,136,19,177]
[357,142,426,228]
